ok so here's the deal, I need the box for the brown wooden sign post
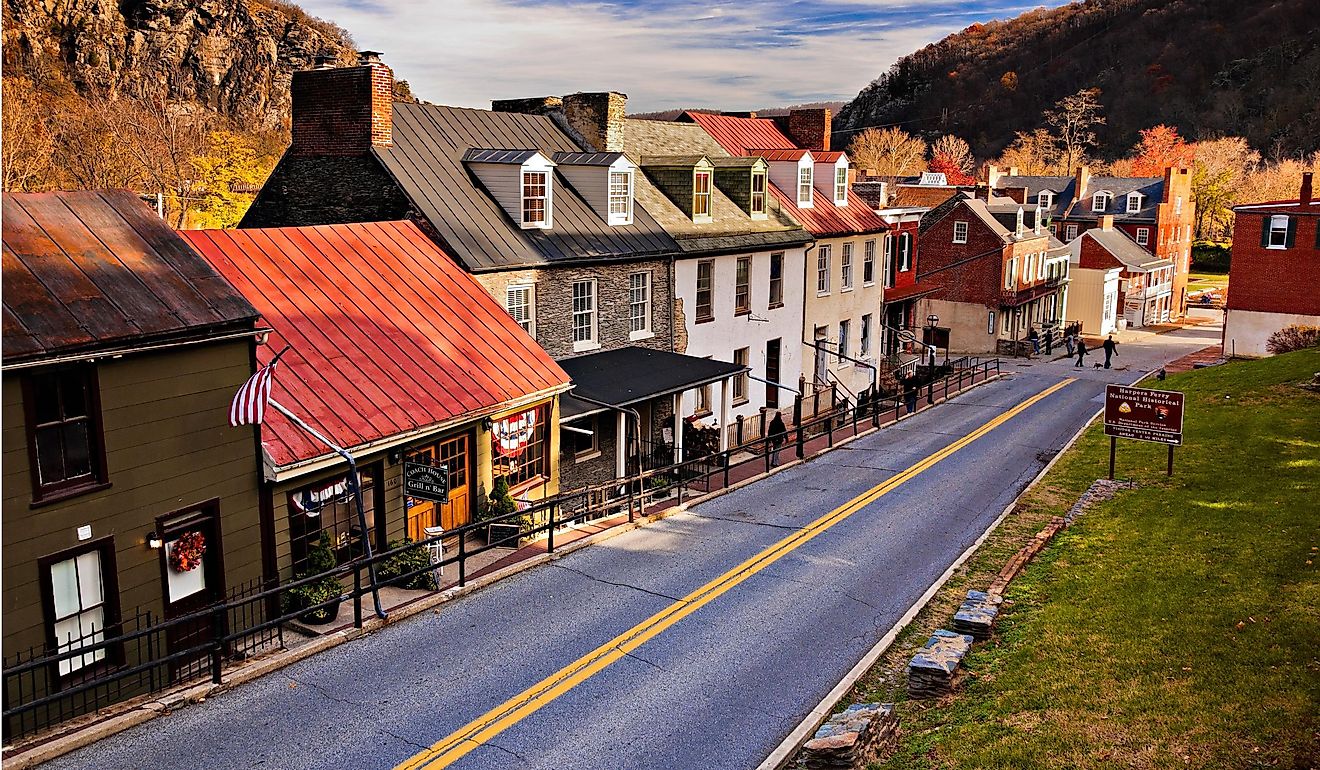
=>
[1103,384,1185,479]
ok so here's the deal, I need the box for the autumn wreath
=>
[169,531,207,573]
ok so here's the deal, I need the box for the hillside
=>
[835,0,1320,160]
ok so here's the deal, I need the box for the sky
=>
[298,0,1056,113]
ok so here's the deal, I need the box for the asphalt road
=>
[46,324,1220,770]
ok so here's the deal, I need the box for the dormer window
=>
[798,165,814,207]
[608,170,633,225]
[1015,208,1025,236]
[1092,192,1111,212]
[1126,192,1142,213]
[522,171,549,228]
[1034,206,1044,233]
[693,170,712,221]
[1038,191,1054,208]
[834,166,848,205]
[751,170,767,216]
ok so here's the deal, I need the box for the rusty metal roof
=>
[3,190,258,365]
[182,221,570,469]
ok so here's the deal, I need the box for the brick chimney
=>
[787,108,831,152]
[1301,172,1314,205]
[1074,165,1091,202]
[1098,215,1114,231]
[561,92,627,153]
[290,51,393,156]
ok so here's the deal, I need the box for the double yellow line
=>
[397,378,1075,770]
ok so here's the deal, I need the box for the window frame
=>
[798,164,814,207]
[768,252,784,308]
[860,313,872,358]
[750,170,768,216]
[628,271,652,338]
[862,239,876,286]
[733,257,752,316]
[1091,192,1110,213]
[882,235,897,289]
[837,319,850,363]
[567,416,601,463]
[1037,191,1054,208]
[1126,193,1142,214]
[289,464,384,571]
[693,170,712,220]
[833,165,848,205]
[816,245,832,295]
[23,365,110,505]
[1266,215,1291,249]
[493,404,550,490]
[1135,227,1150,246]
[571,279,598,349]
[521,170,551,228]
[898,233,913,272]
[732,347,750,405]
[608,169,633,225]
[952,220,969,244]
[505,284,535,337]
[840,243,854,292]
[1065,223,1079,241]
[39,536,122,684]
[696,260,715,323]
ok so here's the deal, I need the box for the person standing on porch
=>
[767,412,788,466]
[1103,335,1119,369]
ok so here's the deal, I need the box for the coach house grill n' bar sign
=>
[404,461,450,504]
[1104,384,1185,445]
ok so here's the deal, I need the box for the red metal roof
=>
[3,190,257,363]
[749,148,809,162]
[687,112,890,237]
[181,221,569,469]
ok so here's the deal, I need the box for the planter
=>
[298,597,342,625]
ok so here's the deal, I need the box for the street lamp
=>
[924,315,939,404]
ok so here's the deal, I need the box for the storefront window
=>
[288,466,379,572]
[492,405,549,489]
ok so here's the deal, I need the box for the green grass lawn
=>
[870,348,1320,770]
[1187,271,1229,294]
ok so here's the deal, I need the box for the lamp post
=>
[925,314,939,404]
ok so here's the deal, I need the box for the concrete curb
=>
[3,373,1005,770]
[753,376,1107,770]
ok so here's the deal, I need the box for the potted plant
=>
[484,477,523,548]
[283,532,343,624]
[375,538,438,590]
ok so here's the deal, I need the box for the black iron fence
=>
[2,358,1002,741]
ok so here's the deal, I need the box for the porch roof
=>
[558,346,746,420]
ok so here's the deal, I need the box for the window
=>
[1023,253,1034,282]
[1266,215,1291,249]
[765,338,781,408]
[1038,252,1047,280]
[860,314,872,357]
[751,170,767,215]
[505,285,534,336]
[768,252,784,308]
[834,166,848,204]
[629,271,651,336]
[735,257,751,315]
[987,311,996,336]
[45,541,117,677]
[693,171,712,219]
[953,220,969,244]
[1136,227,1150,246]
[1065,223,1079,240]
[572,280,597,346]
[1038,191,1054,208]
[522,171,549,227]
[566,416,599,461]
[817,245,831,294]
[25,366,105,501]
[1174,196,1183,215]
[289,466,380,570]
[608,170,633,225]
[1006,257,1018,290]
[1126,193,1142,213]
[882,235,896,289]
[1092,192,1110,212]
[495,404,549,488]
[1015,209,1024,236]
[863,240,876,285]
[733,347,749,404]
[841,244,854,291]
[838,320,850,362]
[696,260,714,322]
[697,381,712,415]
[899,233,912,271]
[798,165,813,206]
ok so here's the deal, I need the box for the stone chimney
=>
[1098,215,1114,231]
[787,108,831,152]
[491,95,564,116]
[1301,172,1314,205]
[1074,165,1091,202]
[290,51,393,156]
[560,92,628,153]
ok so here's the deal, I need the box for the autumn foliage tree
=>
[1121,124,1195,177]
[848,126,927,177]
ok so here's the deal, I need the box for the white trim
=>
[953,220,968,244]
[504,283,535,337]
[607,168,634,226]
[1126,192,1143,213]
[797,156,815,208]
[1091,191,1111,212]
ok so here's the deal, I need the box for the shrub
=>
[283,531,343,623]
[1266,325,1320,355]
[1191,241,1231,273]
[375,538,437,590]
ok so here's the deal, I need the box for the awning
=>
[558,346,747,420]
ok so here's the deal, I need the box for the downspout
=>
[801,239,817,390]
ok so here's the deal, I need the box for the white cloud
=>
[298,0,1021,111]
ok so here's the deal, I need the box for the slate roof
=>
[558,347,745,416]
[684,111,891,237]
[372,104,678,272]
[999,175,1164,221]
[621,119,809,253]
[3,190,258,365]
[461,148,544,164]
[551,152,628,166]
[183,221,570,470]
[1078,227,1172,271]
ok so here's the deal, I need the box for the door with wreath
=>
[156,499,226,681]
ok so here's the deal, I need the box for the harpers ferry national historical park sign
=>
[1103,383,1186,478]
[403,461,450,503]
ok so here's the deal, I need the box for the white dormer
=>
[464,149,557,229]
[1125,192,1143,214]
[1015,208,1025,237]
[1037,190,1054,208]
[811,153,850,207]
[758,149,815,210]
[796,156,814,208]
[1092,191,1112,213]
[553,152,636,226]
[1034,205,1044,233]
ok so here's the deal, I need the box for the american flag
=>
[230,354,281,427]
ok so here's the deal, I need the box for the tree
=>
[848,127,928,177]
[1126,125,1195,177]
[999,71,1018,92]
[994,129,1061,175]
[1189,137,1259,240]
[930,135,974,174]
[2,77,59,192]
[928,152,975,185]
[1044,87,1105,172]
[189,131,272,228]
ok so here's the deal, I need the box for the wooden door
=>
[406,434,472,540]
[158,501,226,681]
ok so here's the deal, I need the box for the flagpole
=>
[268,399,388,621]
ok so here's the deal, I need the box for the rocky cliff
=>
[3,0,356,130]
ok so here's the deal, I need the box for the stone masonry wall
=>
[239,155,413,228]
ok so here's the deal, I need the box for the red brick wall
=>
[787,109,831,152]
[291,64,394,156]
[918,203,1008,306]
[1227,213,1320,315]
[1077,236,1122,271]
[891,221,919,290]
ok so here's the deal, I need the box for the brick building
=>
[1068,217,1175,331]
[916,191,1071,355]
[1224,173,1320,357]
[992,165,1194,320]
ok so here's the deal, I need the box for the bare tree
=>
[849,126,928,178]
[994,129,1061,175]
[1,77,58,191]
[1044,87,1105,172]
[930,135,974,173]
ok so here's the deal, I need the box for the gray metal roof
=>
[559,346,746,411]
[461,148,543,164]
[372,104,679,272]
[551,151,627,166]
[1082,227,1173,271]
[711,157,765,168]
[999,174,1164,221]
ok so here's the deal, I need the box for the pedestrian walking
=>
[1102,334,1118,369]
[767,411,787,466]
[902,374,919,415]
[1027,326,1040,357]
[1064,331,1075,357]
[1075,339,1088,368]
[1044,327,1054,355]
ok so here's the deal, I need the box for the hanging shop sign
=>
[404,461,450,504]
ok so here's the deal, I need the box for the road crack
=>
[483,740,529,764]
[685,512,804,531]
[618,647,670,673]
[550,564,684,602]
[283,673,365,708]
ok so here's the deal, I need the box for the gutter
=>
[2,326,268,371]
